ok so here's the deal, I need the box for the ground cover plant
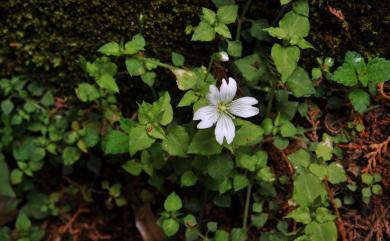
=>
[1,0,390,240]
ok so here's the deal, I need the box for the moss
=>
[0,0,213,93]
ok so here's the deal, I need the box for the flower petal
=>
[228,97,259,118]
[193,106,219,129]
[206,85,220,106]
[215,114,235,144]
[219,77,237,103]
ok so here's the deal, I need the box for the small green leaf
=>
[231,228,247,241]
[1,99,14,115]
[75,83,100,102]
[362,173,373,185]
[234,54,266,83]
[122,159,142,176]
[214,22,232,38]
[305,221,337,241]
[172,69,197,91]
[251,213,268,228]
[126,58,146,76]
[280,0,292,5]
[181,171,198,187]
[233,174,249,191]
[129,125,156,156]
[62,147,81,166]
[293,0,309,17]
[124,34,145,55]
[286,207,311,224]
[271,44,300,82]
[279,11,310,38]
[217,5,238,24]
[15,211,31,232]
[292,172,327,207]
[96,74,119,92]
[332,63,358,86]
[234,121,264,147]
[327,162,347,184]
[162,125,189,157]
[348,89,370,114]
[188,129,222,155]
[315,134,333,161]
[162,218,180,237]
[0,154,16,198]
[280,121,297,138]
[250,19,271,41]
[192,22,216,41]
[207,155,233,181]
[288,149,310,169]
[227,40,242,57]
[41,91,54,106]
[178,90,199,107]
[202,8,217,25]
[363,57,390,85]
[171,52,185,67]
[215,230,230,241]
[164,192,183,211]
[309,163,327,179]
[98,42,121,56]
[285,67,315,97]
[103,130,129,154]
[141,72,156,87]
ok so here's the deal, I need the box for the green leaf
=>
[332,63,358,86]
[41,91,54,106]
[348,89,370,114]
[188,129,222,155]
[103,130,129,154]
[126,58,145,76]
[164,192,183,211]
[122,159,143,176]
[171,52,185,67]
[285,67,315,97]
[305,221,337,241]
[293,0,309,17]
[288,149,310,169]
[361,173,373,185]
[271,44,300,82]
[280,0,292,5]
[202,8,217,25]
[234,54,266,82]
[192,22,216,41]
[178,90,199,107]
[96,74,119,92]
[264,27,288,39]
[129,125,156,156]
[364,57,390,85]
[309,163,327,179]
[207,155,233,180]
[231,228,247,241]
[227,40,242,57]
[215,22,232,38]
[296,38,314,49]
[233,174,249,191]
[234,121,264,147]
[162,125,189,157]
[172,69,197,91]
[98,42,121,56]
[217,5,238,24]
[154,91,173,126]
[1,99,14,115]
[279,11,310,38]
[251,213,268,228]
[292,172,327,207]
[140,71,156,87]
[215,230,230,241]
[15,211,31,232]
[162,218,180,237]
[75,83,100,102]
[124,34,145,55]
[62,147,81,166]
[286,207,311,224]
[280,121,297,138]
[315,134,333,161]
[0,154,16,198]
[181,171,198,187]
[327,162,347,184]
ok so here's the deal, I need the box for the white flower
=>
[193,77,259,144]
[218,51,229,62]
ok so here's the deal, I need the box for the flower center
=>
[218,103,227,113]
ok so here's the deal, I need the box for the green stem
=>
[137,56,176,70]
[242,183,252,231]
[265,78,277,118]
[203,57,214,82]
[235,0,253,40]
